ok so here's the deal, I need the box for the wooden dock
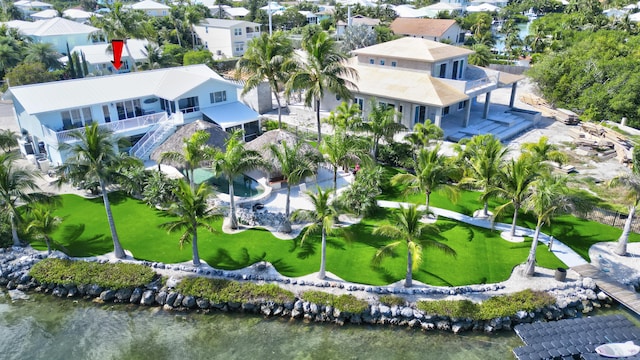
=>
[572,263,640,316]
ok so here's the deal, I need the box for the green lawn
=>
[30,193,564,287]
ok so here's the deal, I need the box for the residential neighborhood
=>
[1,0,640,358]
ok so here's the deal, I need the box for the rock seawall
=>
[0,246,627,334]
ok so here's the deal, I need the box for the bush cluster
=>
[29,258,157,290]
[301,291,369,313]
[176,277,295,304]
[378,295,406,307]
[416,289,556,320]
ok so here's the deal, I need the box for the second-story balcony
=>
[464,75,499,94]
[42,112,167,146]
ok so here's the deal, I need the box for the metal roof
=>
[201,102,259,128]
[5,17,100,37]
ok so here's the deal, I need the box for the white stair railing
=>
[130,113,183,160]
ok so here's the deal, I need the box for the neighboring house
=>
[126,0,170,17]
[316,5,334,23]
[30,9,58,20]
[470,0,508,7]
[392,5,433,18]
[420,2,461,17]
[319,37,524,137]
[299,11,318,25]
[209,5,250,19]
[4,64,261,165]
[193,18,261,58]
[336,15,380,37]
[4,17,103,54]
[390,18,465,44]
[62,39,149,75]
[466,3,501,12]
[14,0,53,18]
[260,2,285,13]
[62,8,97,23]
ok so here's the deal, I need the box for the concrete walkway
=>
[377,200,588,268]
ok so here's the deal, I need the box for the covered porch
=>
[201,102,261,142]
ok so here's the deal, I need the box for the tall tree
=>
[608,173,640,256]
[373,204,456,288]
[521,136,568,167]
[392,144,460,214]
[0,152,40,246]
[0,129,18,152]
[184,3,205,49]
[405,121,443,154]
[468,43,492,67]
[268,139,317,233]
[210,130,265,229]
[25,43,63,70]
[57,123,142,259]
[359,98,406,161]
[324,101,362,132]
[25,202,63,255]
[291,186,337,280]
[236,31,295,128]
[161,180,219,266]
[286,31,358,143]
[320,130,369,196]
[160,130,214,189]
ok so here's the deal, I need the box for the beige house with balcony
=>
[193,18,261,58]
[320,37,530,141]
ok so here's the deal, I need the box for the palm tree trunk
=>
[425,192,431,215]
[10,213,20,247]
[372,138,379,161]
[333,165,338,199]
[191,25,196,50]
[275,93,283,129]
[192,225,201,266]
[45,235,52,255]
[174,22,182,47]
[124,40,138,72]
[229,178,238,229]
[315,98,322,143]
[615,205,634,256]
[510,204,520,238]
[524,221,542,276]
[483,200,489,217]
[405,248,413,287]
[281,182,292,233]
[100,178,126,259]
[188,168,195,190]
[319,228,327,279]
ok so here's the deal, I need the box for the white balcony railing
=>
[42,112,167,145]
[465,75,498,94]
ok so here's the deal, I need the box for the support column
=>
[434,107,443,128]
[463,100,471,128]
[509,83,517,108]
[483,91,491,119]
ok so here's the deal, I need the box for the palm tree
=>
[291,186,337,280]
[161,180,219,266]
[140,43,164,70]
[0,152,40,246]
[521,136,568,167]
[0,129,18,152]
[92,1,148,72]
[468,43,492,67]
[392,144,460,214]
[24,43,63,70]
[236,31,295,129]
[268,139,317,233]
[489,157,539,238]
[57,123,141,259]
[210,130,265,229]
[608,173,640,256]
[286,31,358,143]
[523,175,579,275]
[457,134,507,217]
[324,101,362,132]
[320,130,369,195]
[160,130,214,189]
[405,121,443,154]
[184,3,205,49]
[373,204,456,287]
[359,98,406,161]
[25,202,63,255]
[0,37,22,75]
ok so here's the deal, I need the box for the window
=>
[234,28,242,36]
[369,58,374,64]
[115,99,142,120]
[353,97,364,111]
[82,108,93,125]
[439,64,446,78]
[379,101,395,110]
[210,91,227,103]
[399,105,403,113]
[102,105,111,123]
[234,42,244,52]
[61,106,94,129]
[459,60,464,79]
[444,106,450,115]
[391,61,397,67]
[178,96,200,113]
[379,59,385,65]
[452,60,459,80]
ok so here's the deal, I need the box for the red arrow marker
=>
[111,39,124,70]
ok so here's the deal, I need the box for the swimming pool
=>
[193,168,264,198]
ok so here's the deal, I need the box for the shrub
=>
[377,142,413,168]
[378,295,406,307]
[176,277,295,304]
[416,299,479,319]
[30,258,157,290]
[301,291,369,313]
[477,289,555,320]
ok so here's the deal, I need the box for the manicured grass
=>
[31,193,565,287]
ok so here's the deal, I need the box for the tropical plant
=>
[0,152,40,246]
[324,101,362,132]
[143,170,179,209]
[488,157,540,238]
[320,130,369,195]
[359,98,406,161]
[338,165,383,216]
[373,205,456,288]
[291,186,338,280]
[608,172,640,256]
[25,202,63,255]
[236,31,295,128]
[0,36,23,75]
[286,31,358,143]
[160,130,215,189]
[521,136,568,168]
[468,43,492,67]
[184,3,206,49]
[340,24,377,52]
[392,144,460,214]
[56,123,142,259]
[404,121,443,154]
[24,43,63,70]
[210,130,266,229]
[456,134,508,217]
[0,129,18,152]
[161,179,219,266]
[268,139,317,232]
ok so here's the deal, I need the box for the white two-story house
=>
[4,65,261,166]
[4,17,103,55]
[193,18,261,58]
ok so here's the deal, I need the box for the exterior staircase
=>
[129,112,183,160]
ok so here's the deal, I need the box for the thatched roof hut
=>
[150,120,229,167]
[245,129,321,182]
